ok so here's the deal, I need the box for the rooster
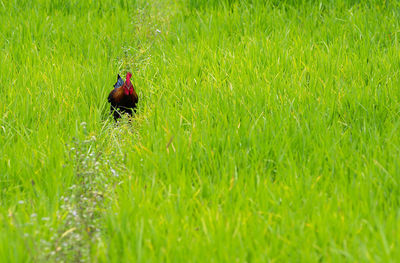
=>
[108,72,138,121]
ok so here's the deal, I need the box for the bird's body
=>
[108,73,138,121]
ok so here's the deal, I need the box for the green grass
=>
[1,0,400,261]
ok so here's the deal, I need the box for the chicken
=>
[108,72,139,121]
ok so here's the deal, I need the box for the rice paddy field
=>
[1,0,400,261]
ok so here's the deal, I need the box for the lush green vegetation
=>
[1,0,400,261]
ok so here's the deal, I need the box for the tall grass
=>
[1,0,400,261]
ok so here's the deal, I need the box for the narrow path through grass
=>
[1,0,400,262]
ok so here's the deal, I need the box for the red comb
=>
[126,72,132,85]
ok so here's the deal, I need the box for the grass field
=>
[1,0,400,261]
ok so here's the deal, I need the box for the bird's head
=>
[126,72,132,85]
[123,72,134,95]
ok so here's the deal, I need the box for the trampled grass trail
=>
[1,0,400,262]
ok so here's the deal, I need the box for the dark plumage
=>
[113,74,124,89]
[108,72,138,121]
